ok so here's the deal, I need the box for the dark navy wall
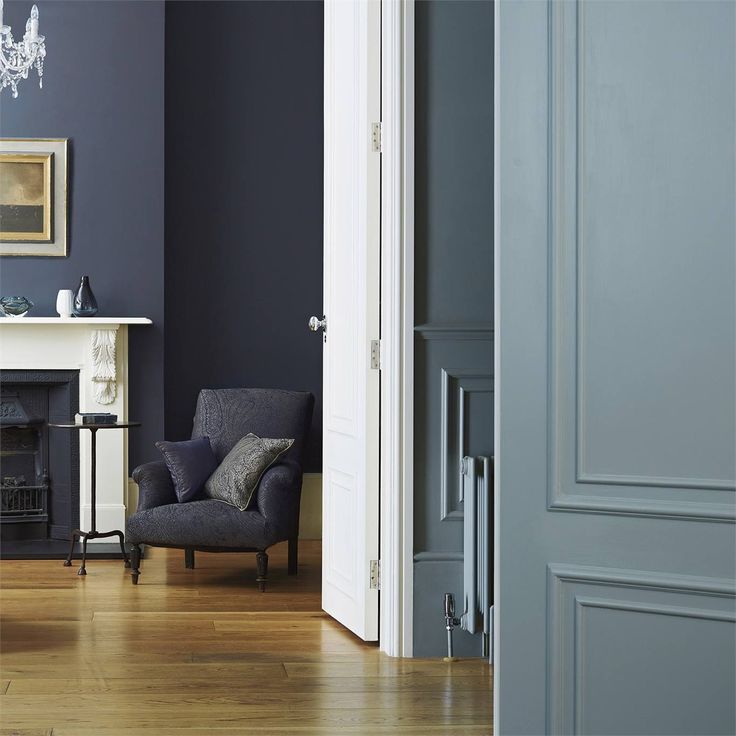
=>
[164,1,324,471]
[0,1,323,471]
[0,0,165,467]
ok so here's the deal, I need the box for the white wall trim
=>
[379,0,415,658]
[492,0,501,724]
[400,0,415,660]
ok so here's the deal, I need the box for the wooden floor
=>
[0,541,492,735]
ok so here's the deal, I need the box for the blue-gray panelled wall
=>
[413,0,494,657]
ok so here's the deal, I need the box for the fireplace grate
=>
[0,485,48,519]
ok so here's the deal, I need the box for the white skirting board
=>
[127,472,323,541]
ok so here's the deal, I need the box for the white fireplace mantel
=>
[0,317,152,325]
[0,317,152,540]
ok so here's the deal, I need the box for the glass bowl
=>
[0,296,34,317]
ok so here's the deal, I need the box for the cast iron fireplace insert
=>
[0,370,81,558]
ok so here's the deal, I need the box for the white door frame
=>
[379,0,415,658]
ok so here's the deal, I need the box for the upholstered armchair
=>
[126,388,314,590]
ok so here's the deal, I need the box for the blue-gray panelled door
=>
[495,1,736,734]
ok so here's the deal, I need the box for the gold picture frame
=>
[0,139,68,257]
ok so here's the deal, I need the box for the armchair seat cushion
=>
[126,500,277,550]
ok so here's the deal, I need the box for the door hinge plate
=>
[370,339,381,370]
[371,122,382,153]
[370,559,380,590]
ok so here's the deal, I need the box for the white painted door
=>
[319,0,381,641]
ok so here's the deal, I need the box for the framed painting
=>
[0,138,68,257]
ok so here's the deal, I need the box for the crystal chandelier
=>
[0,0,46,98]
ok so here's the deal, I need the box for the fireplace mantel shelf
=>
[0,317,152,325]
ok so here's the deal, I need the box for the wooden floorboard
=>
[0,541,492,734]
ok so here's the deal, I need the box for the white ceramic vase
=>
[56,289,74,318]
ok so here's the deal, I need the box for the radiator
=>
[460,455,493,644]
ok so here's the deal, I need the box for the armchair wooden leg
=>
[185,548,195,569]
[288,537,298,575]
[256,550,268,592]
[130,544,142,585]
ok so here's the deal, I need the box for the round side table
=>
[49,422,141,576]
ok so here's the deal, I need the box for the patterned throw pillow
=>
[204,433,294,511]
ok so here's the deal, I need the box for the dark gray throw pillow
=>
[156,436,218,503]
[204,433,294,511]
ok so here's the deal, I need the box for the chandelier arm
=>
[0,45,16,70]
[0,49,40,73]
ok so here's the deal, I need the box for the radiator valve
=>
[443,593,461,661]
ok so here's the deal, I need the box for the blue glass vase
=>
[73,276,98,317]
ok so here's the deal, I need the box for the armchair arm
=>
[131,460,177,511]
[256,460,303,539]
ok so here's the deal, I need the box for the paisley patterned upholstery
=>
[192,389,312,465]
[204,434,294,511]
